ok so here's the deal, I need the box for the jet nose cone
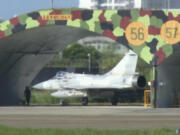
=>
[51,91,61,98]
[32,83,43,90]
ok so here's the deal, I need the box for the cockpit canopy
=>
[52,71,74,80]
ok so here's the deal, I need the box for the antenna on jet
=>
[51,0,54,9]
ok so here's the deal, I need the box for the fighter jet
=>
[33,50,146,105]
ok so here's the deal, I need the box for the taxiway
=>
[0,106,179,129]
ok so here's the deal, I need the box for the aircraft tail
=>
[105,50,138,75]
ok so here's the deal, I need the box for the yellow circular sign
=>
[125,22,148,46]
[161,20,180,45]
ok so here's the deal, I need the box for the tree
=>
[62,43,102,67]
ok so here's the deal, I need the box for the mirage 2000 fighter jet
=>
[33,50,146,105]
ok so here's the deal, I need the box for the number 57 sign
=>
[160,20,180,45]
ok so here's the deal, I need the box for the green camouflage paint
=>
[0,9,180,66]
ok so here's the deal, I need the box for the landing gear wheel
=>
[82,97,88,106]
[60,99,66,106]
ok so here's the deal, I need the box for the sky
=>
[0,0,79,20]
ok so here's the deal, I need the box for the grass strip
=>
[0,125,175,135]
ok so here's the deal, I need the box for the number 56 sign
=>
[125,21,180,46]
[125,22,148,46]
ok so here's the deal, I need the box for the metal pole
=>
[151,65,158,108]
[88,53,91,73]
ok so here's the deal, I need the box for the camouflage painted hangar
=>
[0,8,180,107]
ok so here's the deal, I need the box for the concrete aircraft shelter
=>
[0,8,180,107]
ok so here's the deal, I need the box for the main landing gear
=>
[111,94,118,106]
[82,97,88,106]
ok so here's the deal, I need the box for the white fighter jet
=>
[33,50,146,105]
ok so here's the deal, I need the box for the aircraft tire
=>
[82,97,88,106]
[59,99,66,106]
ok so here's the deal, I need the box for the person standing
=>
[24,86,31,106]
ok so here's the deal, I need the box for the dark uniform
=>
[24,86,31,106]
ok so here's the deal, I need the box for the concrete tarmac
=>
[0,106,180,129]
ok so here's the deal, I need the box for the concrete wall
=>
[156,65,180,107]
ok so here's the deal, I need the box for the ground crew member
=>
[24,86,31,106]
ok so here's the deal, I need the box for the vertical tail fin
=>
[105,50,138,75]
